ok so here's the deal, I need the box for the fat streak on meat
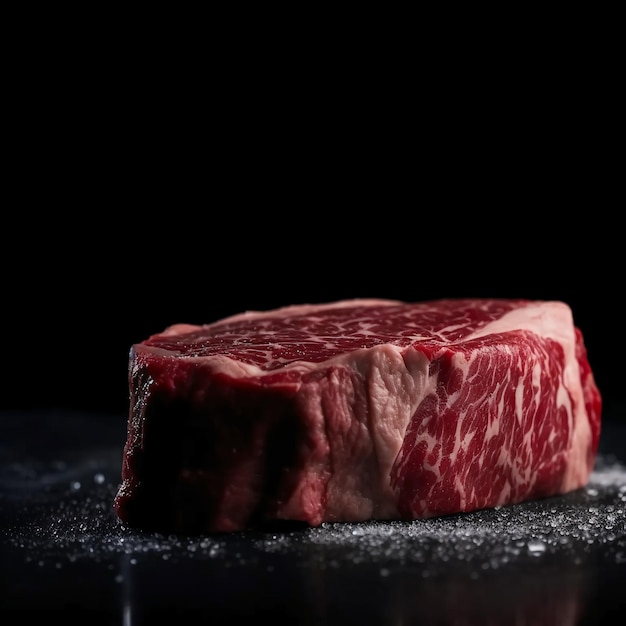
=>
[113,298,602,533]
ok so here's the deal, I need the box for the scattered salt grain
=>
[3,453,625,579]
[93,473,106,485]
[527,539,547,555]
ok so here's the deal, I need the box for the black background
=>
[2,32,622,425]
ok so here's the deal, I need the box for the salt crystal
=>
[527,539,547,555]
[93,473,105,485]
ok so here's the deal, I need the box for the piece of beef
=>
[113,298,602,533]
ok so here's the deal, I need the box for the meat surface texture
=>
[113,298,602,533]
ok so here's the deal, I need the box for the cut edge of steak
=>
[113,298,602,533]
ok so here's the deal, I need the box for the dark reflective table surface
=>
[1,408,625,625]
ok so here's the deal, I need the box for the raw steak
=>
[113,298,602,533]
